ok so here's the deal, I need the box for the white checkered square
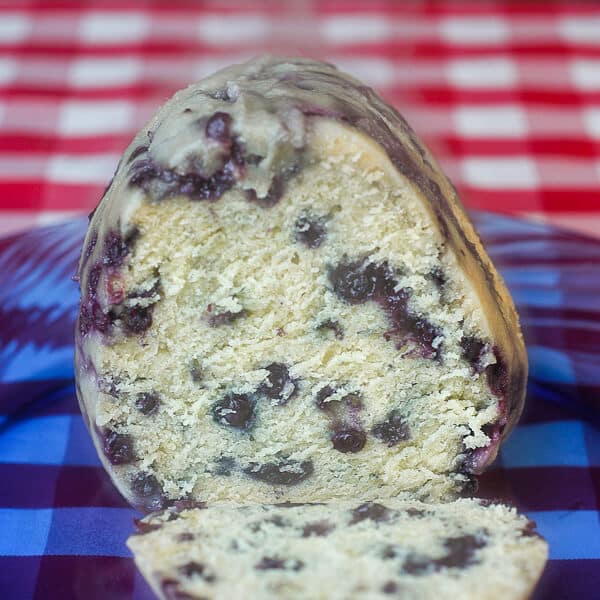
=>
[0,57,17,85]
[58,101,134,136]
[447,58,517,89]
[320,15,391,43]
[570,59,600,91]
[439,17,510,45]
[558,16,600,45]
[454,106,528,137]
[0,13,31,43]
[79,12,150,44]
[462,157,539,189]
[584,108,600,139]
[45,154,119,184]
[197,15,269,44]
[330,58,394,88]
[68,57,142,88]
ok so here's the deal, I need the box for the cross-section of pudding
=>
[75,56,527,511]
[127,500,547,600]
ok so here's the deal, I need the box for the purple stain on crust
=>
[78,295,111,337]
[131,472,168,512]
[84,231,98,262]
[78,229,140,337]
[102,228,138,268]
[128,145,148,163]
[486,347,509,398]
[132,518,162,535]
[78,263,110,336]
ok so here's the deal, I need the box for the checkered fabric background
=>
[1,1,600,599]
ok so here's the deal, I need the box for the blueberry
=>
[427,266,447,290]
[255,557,304,571]
[350,502,392,524]
[294,214,327,248]
[246,177,285,208]
[328,261,376,304]
[135,392,160,415]
[331,427,367,453]
[244,457,314,486]
[383,582,399,594]
[205,112,232,144]
[302,521,334,537]
[121,305,153,334]
[102,429,135,465]
[207,307,245,327]
[213,456,236,476]
[372,412,410,447]
[212,393,255,429]
[460,336,487,373]
[315,385,335,410]
[178,562,215,582]
[316,319,344,340]
[258,363,297,405]
[438,535,485,569]
[403,535,485,575]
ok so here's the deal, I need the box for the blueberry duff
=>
[74,56,527,511]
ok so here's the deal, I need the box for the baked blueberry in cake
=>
[127,499,547,600]
[75,56,527,511]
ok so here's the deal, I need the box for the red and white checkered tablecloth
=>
[0,0,599,239]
